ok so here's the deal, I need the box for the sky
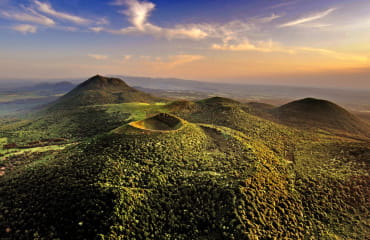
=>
[0,0,370,89]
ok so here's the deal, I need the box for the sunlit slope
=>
[168,97,307,157]
[292,139,370,239]
[0,75,166,143]
[0,106,131,142]
[0,114,306,239]
[0,98,369,239]
[48,75,160,110]
[274,98,370,137]
[127,113,183,131]
[0,101,168,144]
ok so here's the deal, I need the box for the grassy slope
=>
[47,76,160,111]
[1,119,308,239]
[273,98,370,138]
[169,97,310,158]
[167,97,370,239]
[293,139,370,239]
[128,113,183,131]
[0,99,369,239]
[0,102,168,143]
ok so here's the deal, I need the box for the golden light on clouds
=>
[1,0,370,88]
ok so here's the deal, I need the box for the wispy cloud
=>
[279,8,336,27]
[0,8,55,26]
[102,0,209,40]
[96,1,282,42]
[96,17,110,25]
[140,54,205,69]
[296,23,331,28]
[90,27,104,32]
[1,1,107,33]
[33,0,90,25]
[12,24,37,34]
[270,0,299,9]
[256,13,282,23]
[212,39,293,53]
[211,38,368,63]
[88,54,108,60]
[166,54,205,68]
[298,47,368,62]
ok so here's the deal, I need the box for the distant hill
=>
[112,75,370,107]
[48,75,160,110]
[0,81,76,115]
[274,98,370,137]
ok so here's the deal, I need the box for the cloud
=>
[165,24,209,39]
[110,23,209,40]
[103,0,209,40]
[140,54,205,69]
[118,0,155,30]
[0,9,55,26]
[96,17,110,25]
[2,1,106,33]
[90,27,104,32]
[270,0,299,9]
[12,24,37,34]
[295,23,331,28]
[256,13,282,23]
[33,0,90,25]
[101,0,277,41]
[88,54,108,60]
[212,39,293,53]
[166,54,204,67]
[212,39,368,63]
[279,8,336,27]
[298,47,368,62]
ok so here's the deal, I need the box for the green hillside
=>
[48,75,159,110]
[273,98,370,138]
[0,93,369,239]
[168,97,306,158]
[0,75,168,143]
[245,102,276,120]
[127,113,183,132]
[0,115,308,239]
